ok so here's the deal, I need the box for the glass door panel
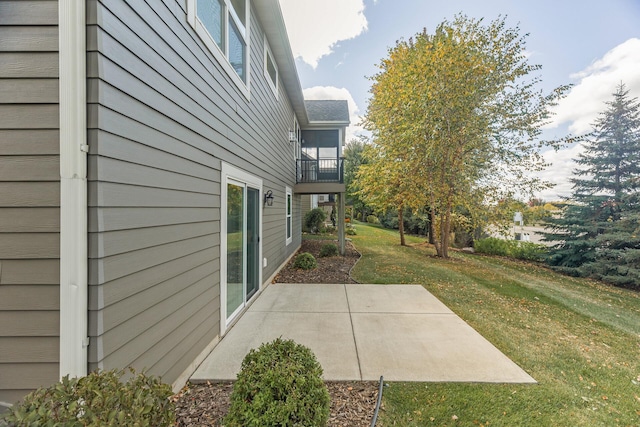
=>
[226,182,244,319]
[246,187,260,299]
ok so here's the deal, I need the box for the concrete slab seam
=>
[343,283,363,380]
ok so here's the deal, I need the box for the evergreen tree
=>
[545,83,640,288]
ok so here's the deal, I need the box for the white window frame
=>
[285,186,292,246]
[263,35,278,98]
[220,163,263,334]
[187,0,251,99]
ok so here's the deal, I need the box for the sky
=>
[278,0,640,201]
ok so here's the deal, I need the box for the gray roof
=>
[304,100,350,124]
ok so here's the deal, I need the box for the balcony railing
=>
[296,158,344,184]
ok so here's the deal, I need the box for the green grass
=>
[349,222,640,427]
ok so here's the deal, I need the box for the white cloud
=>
[303,86,365,141]
[547,38,640,134]
[279,0,368,68]
[534,143,586,201]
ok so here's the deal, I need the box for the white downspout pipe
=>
[58,0,88,378]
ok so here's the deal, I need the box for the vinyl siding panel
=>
[0,0,60,407]
[87,0,300,386]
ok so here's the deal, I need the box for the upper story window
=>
[188,0,250,95]
[264,36,278,96]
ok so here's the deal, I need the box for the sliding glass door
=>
[223,168,262,329]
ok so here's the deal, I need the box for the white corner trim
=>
[59,0,88,379]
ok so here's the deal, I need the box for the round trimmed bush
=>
[319,243,339,258]
[293,252,317,270]
[225,338,330,427]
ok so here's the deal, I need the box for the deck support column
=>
[337,192,345,255]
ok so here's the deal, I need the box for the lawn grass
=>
[349,222,640,426]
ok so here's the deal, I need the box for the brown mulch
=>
[173,381,380,427]
[173,238,380,426]
[273,238,361,284]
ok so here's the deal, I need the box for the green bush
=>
[304,208,327,233]
[366,215,379,224]
[1,368,175,427]
[293,252,317,270]
[475,237,546,262]
[319,243,339,257]
[346,227,357,235]
[225,338,330,427]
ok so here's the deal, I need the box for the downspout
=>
[58,0,88,378]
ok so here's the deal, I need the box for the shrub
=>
[304,208,327,233]
[474,237,510,256]
[293,252,317,270]
[346,227,357,235]
[366,215,379,224]
[475,237,546,262]
[225,338,330,427]
[319,243,339,257]
[1,368,175,427]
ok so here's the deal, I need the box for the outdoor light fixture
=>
[264,190,274,206]
[288,129,297,143]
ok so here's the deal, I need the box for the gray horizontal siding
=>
[87,0,301,388]
[0,363,59,390]
[0,1,58,26]
[0,53,59,78]
[0,130,59,155]
[0,79,59,104]
[0,337,59,363]
[0,26,59,51]
[0,0,61,406]
[0,285,59,310]
[0,208,59,232]
[0,311,59,337]
[0,259,59,285]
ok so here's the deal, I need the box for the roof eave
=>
[253,0,309,125]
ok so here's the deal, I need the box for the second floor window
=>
[192,0,249,84]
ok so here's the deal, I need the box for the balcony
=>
[294,158,345,194]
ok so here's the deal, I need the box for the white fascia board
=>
[59,0,88,379]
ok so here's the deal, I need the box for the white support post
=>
[338,193,346,255]
[59,0,88,379]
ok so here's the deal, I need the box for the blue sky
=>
[279,0,640,200]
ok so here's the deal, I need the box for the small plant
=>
[346,227,357,235]
[366,215,379,224]
[1,368,175,426]
[304,208,327,233]
[293,252,317,270]
[319,243,339,257]
[225,338,330,427]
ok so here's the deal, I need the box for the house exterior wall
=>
[86,0,301,385]
[0,0,61,407]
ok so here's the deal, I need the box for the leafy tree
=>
[360,14,569,257]
[343,136,372,221]
[545,84,640,288]
[356,138,423,245]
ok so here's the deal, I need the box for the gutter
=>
[58,0,88,378]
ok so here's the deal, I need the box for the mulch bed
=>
[173,238,381,426]
[173,381,380,427]
[273,238,361,284]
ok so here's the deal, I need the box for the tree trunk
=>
[429,194,444,257]
[441,210,450,258]
[428,206,436,245]
[398,205,406,246]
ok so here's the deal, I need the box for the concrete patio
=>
[192,284,536,383]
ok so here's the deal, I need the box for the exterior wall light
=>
[264,190,274,206]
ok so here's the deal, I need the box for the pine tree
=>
[545,83,640,288]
